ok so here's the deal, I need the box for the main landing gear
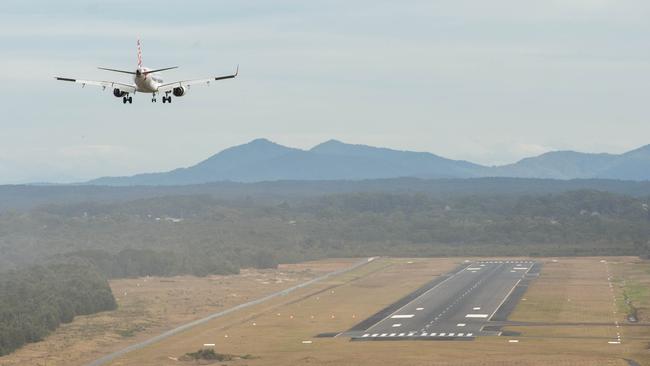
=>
[162,91,172,104]
[149,93,172,104]
[122,96,133,104]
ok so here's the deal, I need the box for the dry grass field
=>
[0,259,358,366]
[95,257,649,366]
[2,257,649,366]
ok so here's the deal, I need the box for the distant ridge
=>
[88,139,650,186]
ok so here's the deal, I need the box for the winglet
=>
[235,64,239,77]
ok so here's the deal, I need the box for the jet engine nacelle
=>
[172,86,186,97]
[113,88,127,98]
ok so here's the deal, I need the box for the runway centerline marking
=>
[391,314,414,319]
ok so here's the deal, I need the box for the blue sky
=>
[1,0,650,183]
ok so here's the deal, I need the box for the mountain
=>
[88,140,650,186]
[492,145,650,180]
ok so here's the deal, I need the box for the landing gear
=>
[151,93,157,103]
[162,95,172,104]
[122,95,133,104]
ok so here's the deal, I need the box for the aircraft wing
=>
[156,66,238,93]
[55,77,137,93]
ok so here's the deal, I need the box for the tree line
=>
[0,263,117,356]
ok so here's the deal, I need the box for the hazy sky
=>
[1,0,649,183]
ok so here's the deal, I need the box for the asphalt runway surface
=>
[349,260,539,341]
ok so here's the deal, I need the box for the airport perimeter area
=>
[86,256,649,366]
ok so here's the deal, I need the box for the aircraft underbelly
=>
[134,78,158,93]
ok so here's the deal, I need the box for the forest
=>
[0,263,116,356]
[1,189,648,275]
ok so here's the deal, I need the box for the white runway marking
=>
[362,334,369,337]
[392,323,401,327]
[513,267,528,270]
[416,307,424,311]
[508,340,519,343]
[467,333,473,337]
[389,333,396,336]
[465,314,489,318]
[466,267,481,271]
[457,323,466,327]
[391,314,414,319]
[473,307,481,310]
[458,333,464,336]
[302,340,313,344]
[439,333,446,336]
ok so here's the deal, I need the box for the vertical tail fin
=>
[137,39,143,68]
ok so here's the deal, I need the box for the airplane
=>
[55,40,238,104]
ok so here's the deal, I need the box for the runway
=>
[349,260,539,341]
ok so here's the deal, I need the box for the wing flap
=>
[156,66,238,92]
[55,77,136,93]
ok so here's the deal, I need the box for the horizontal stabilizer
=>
[98,67,136,75]
[143,66,178,74]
